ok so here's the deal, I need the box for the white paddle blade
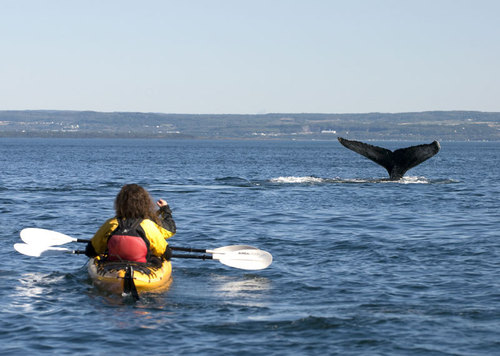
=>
[14,243,72,257]
[214,249,273,270]
[20,228,76,246]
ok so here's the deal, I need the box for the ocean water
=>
[0,138,499,355]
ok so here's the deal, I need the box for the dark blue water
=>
[1,138,499,355]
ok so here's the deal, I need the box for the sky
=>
[1,0,499,114]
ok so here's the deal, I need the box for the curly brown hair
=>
[114,184,160,225]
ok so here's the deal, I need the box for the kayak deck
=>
[88,256,172,294]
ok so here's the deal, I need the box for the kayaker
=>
[84,184,176,263]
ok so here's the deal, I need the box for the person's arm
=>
[141,219,168,257]
[157,199,176,234]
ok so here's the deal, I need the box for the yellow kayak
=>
[88,256,172,295]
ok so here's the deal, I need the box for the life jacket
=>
[106,219,150,263]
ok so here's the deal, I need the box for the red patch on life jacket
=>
[107,235,148,263]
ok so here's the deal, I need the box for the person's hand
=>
[157,199,168,208]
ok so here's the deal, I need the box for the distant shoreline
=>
[1,110,499,141]
[1,136,497,143]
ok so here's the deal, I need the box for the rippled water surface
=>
[1,138,499,355]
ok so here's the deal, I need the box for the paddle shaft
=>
[23,240,247,261]
[70,250,214,261]
[170,246,208,253]
[57,248,213,260]
[171,253,213,260]
[64,249,212,260]
[48,238,211,254]
[37,236,210,254]
[67,240,212,255]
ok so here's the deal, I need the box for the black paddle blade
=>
[123,265,140,301]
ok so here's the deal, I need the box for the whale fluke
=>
[338,137,440,180]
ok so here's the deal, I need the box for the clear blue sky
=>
[1,0,499,114]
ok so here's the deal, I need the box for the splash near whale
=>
[338,137,441,180]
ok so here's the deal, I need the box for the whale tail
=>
[338,137,440,180]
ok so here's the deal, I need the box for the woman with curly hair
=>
[85,184,176,262]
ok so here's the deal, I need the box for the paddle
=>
[14,240,273,270]
[20,228,258,254]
